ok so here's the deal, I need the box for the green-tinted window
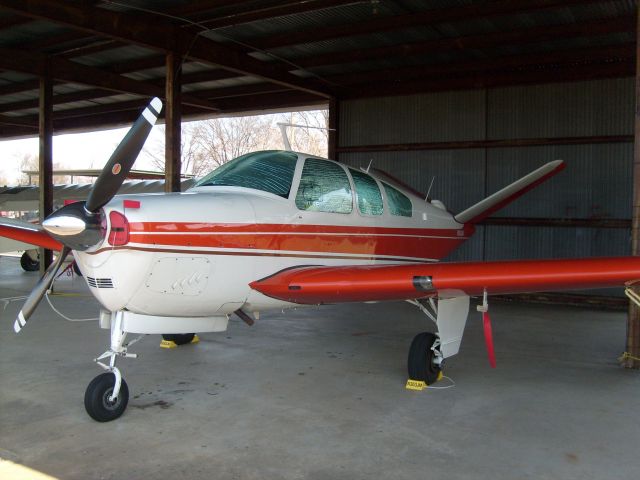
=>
[350,169,383,215]
[382,183,412,217]
[295,159,353,214]
[193,151,298,198]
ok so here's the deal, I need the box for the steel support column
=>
[38,60,53,274]
[626,7,640,369]
[165,51,181,193]
[328,97,339,160]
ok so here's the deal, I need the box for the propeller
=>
[14,97,163,333]
[14,246,70,333]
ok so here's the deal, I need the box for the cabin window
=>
[350,169,383,216]
[295,159,353,214]
[382,183,412,217]
[193,151,298,198]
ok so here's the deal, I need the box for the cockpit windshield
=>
[192,151,298,198]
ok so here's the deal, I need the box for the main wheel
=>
[20,251,39,272]
[84,373,129,422]
[408,332,441,385]
[162,333,195,345]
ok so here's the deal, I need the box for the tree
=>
[276,110,328,157]
[144,109,329,178]
[19,153,70,185]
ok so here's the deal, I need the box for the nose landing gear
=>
[84,372,129,422]
[86,311,140,422]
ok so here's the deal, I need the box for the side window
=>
[295,159,353,214]
[350,169,383,215]
[382,183,412,217]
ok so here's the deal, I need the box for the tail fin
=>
[454,160,565,225]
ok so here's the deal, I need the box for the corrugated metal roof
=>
[0,0,634,138]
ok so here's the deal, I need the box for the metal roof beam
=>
[332,44,636,88]
[297,15,636,68]
[0,65,245,114]
[0,12,32,29]
[0,0,332,98]
[0,78,41,95]
[257,0,599,50]
[0,90,325,138]
[0,45,220,112]
[339,53,635,99]
[192,0,363,30]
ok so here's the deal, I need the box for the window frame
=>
[380,181,414,218]
[293,157,355,215]
[348,167,385,217]
[192,150,299,200]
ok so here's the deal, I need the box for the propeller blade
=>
[85,97,163,212]
[14,247,70,333]
[482,311,496,368]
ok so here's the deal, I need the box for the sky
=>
[0,125,164,186]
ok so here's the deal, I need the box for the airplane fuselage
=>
[75,152,472,322]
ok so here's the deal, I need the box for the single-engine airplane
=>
[1,97,640,422]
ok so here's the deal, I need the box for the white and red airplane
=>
[2,98,639,422]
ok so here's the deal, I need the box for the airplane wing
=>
[250,257,640,304]
[0,218,61,251]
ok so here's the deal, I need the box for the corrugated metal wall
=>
[338,79,634,290]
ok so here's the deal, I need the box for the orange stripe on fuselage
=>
[127,222,473,261]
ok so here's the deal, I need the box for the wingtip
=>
[13,319,21,333]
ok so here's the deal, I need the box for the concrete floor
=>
[0,255,639,480]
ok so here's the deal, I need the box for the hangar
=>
[0,1,639,479]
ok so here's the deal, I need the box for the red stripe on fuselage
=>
[127,222,473,260]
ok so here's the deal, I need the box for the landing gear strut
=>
[86,311,140,422]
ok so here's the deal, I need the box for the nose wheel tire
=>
[408,332,441,385]
[84,372,129,422]
[162,333,195,345]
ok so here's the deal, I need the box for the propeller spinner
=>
[14,97,163,333]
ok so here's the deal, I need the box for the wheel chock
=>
[159,335,199,349]
[160,339,178,349]
[405,371,444,391]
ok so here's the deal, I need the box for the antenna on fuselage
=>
[425,176,436,202]
[364,159,373,173]
[276,123,335,152]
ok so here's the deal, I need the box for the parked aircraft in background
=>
[0,174,196,270]
[1,98,639,422]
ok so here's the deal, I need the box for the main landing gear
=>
[406,295,472,386]
[407,332,442,385]
[161,333,196,345]
[20,250,39,272]
[85,311,139,422]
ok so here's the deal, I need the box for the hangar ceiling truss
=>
[0,0,635,138]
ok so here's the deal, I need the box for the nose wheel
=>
[86,311,141,422]
[408,332,442,385]
[84,372,129,422]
